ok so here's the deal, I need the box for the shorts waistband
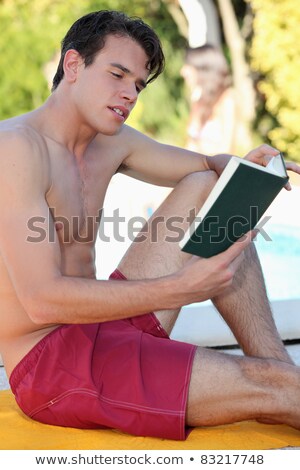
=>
[9,326,63,393]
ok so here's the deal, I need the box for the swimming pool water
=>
[255,224,300,300]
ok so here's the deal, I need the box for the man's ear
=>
[63,49,83,83]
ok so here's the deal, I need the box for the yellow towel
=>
[1,390,300,450]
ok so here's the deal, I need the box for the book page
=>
[266,153,286,176]
[236,153,286,177]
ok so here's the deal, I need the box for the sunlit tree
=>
[249,0,300,162]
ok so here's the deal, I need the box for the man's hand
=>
[244,143,300,190]
[171,231,255,308]
[206,144,279,176]
[205,153,232,176]
[243,143,279,165]
[208,144,300,190]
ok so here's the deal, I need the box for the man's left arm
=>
[119,125,211,187]
[119,126,300,187]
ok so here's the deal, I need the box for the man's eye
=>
[111,72,122,78]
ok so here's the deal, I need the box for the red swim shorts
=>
[9,270,197,440]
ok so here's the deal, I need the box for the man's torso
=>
[0,112,130,375]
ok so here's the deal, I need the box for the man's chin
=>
[102,125,124,136]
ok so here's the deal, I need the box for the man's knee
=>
[179,170,218,199]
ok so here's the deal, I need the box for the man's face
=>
[73,34,150,135]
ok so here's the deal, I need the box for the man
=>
[0,10,299,440]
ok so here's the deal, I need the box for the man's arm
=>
[0,132,251,326]
[118,125,211,186]
[118,126,299,187]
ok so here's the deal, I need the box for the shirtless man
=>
[1,10,300,440]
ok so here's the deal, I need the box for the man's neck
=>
[35,92,98,161]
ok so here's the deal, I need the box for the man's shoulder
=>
[93,124,148,148]
[118,124,150,145]
[0,117,51,191]
[91,124,151,162]
[0,115,49,158]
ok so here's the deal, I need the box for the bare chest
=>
[46,154,113,246]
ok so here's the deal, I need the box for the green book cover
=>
[180,153,289,258]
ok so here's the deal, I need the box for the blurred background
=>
[1,0,300,160]
[0,0,299,348]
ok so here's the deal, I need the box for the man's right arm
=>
[0,132,251,326]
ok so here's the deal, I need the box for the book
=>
[180,152,289,258]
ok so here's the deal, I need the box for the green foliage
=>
[249,0,300,162]
[0,0,189,144]
[0,0,85,117]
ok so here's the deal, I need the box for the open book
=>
[180,153,289,258]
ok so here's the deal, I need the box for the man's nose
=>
[121,84,138,103]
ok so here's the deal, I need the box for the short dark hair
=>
[52,10,165,91]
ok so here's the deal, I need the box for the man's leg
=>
[212,244,292,363]
[186,346,300,429]
[118,170,218,333]
[118,170,291,362]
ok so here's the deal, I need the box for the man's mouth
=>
[109,106,129,120]
[113,108,124,116]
